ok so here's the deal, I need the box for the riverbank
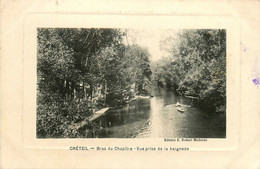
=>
[109,94,152,110]
[69,94,152,135]
[89,108,110,122]
[68,108,110,131]
[158,85,226,115]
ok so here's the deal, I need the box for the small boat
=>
[177,107,184,112]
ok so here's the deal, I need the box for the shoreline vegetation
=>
[37,28,152,138]
[67,94,152,138]
[37,28,226,138]
[152,29,226,115]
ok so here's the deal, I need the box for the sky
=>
[125,29,179,62]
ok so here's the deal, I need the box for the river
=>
[94,87,226,138]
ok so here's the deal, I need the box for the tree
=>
[37,28,153,137]
[153,29,226,113]
[98,44,152,106]
[37,28,124,137]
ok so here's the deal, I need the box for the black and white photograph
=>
[37,28,226,138]
[3,0,260,168]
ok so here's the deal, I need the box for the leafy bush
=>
[37,93,91,138]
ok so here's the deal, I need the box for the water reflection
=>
[94,87,226,138]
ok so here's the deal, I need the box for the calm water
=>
[94,87,226,138]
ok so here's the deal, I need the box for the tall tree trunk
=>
[104,80,107,106]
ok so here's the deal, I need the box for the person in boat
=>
[176,102,181,107]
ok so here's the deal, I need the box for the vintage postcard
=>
[1,0,260,169]
[23,13,240,149]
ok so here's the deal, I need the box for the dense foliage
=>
[153,29,226,113]
[37,28,152,138]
